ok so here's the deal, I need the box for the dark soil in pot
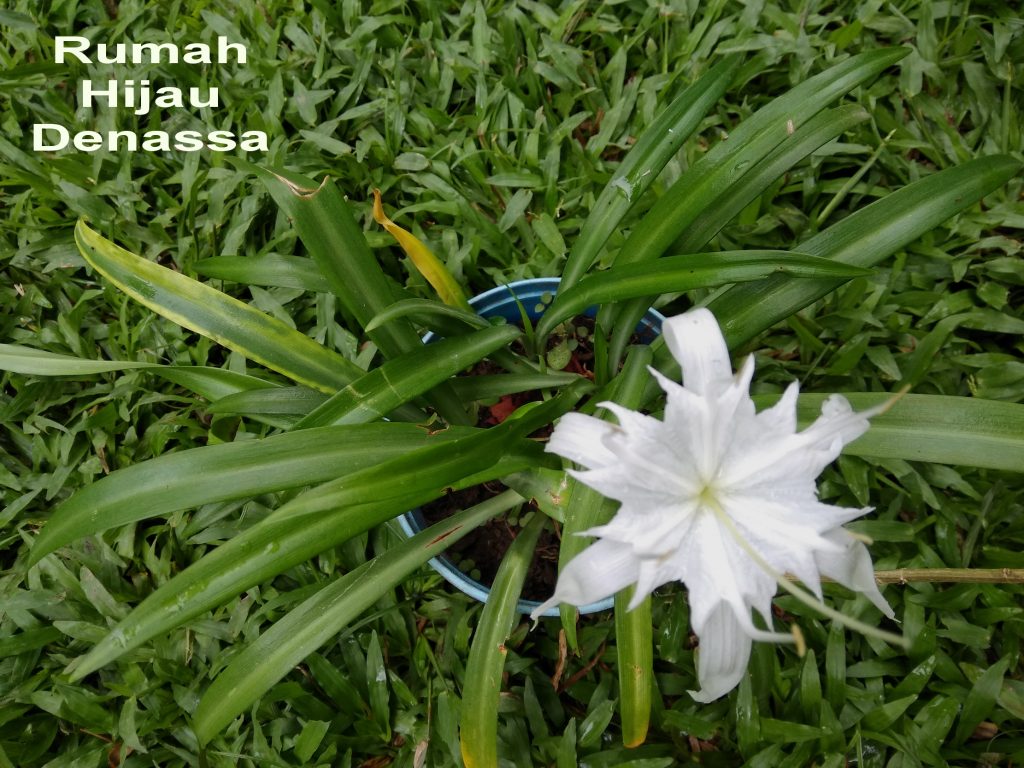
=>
[419,483,561,602]
[419,316,607,604]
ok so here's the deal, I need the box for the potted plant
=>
[3,48,1022,765]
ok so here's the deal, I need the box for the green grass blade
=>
[74,219,364,393]
[192,489,523,745]
[147,368,278,401]
[29,423,471,566]
[781,393,1024,472]
[293,324,520,428]
[559,54,742,289]
[709,155,1023,348]
[194,254,331,292]
[460,512,546,768]
[536,251,870,341]
[66,388,585,679]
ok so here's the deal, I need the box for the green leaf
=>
[673,103,870,259]
[191,490,520,745]
[74,219,364,393]
[194,254,331,292]
[246,164,470,424]
[781,393,1024,472]
[66,386,584,679]
[860,695,916,731]
[953,656,1011,744]
[29,423,473,566]
[245,164,418,358]
[603,49,908,363]
[501,467,570,522]
[460,512,546,768]
[577,699,617,749]
[560,55,742,288]
[615,49,908,272]
[0,343,276,401]
[708,155,1023,347]
[0,343,151,376]
[615,589,653,748]
[537,251,869,340]
[556,346,652,648]
[292,720,330,763]
[207,386,327,418]
[364,298,490,334]
[450,372,585,402]
[293,324,520,428]
[366,631,391,740]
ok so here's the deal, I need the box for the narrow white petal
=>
[567,465,682,508]
[662,308,734,396]
[546,412,617,468]
[528,539,640,621]
[751,381,800,437]
[816,529,895,619]
[598,401,661,436]
[689,602,754,702]
[583,500,698,556]
[800,394,872,453]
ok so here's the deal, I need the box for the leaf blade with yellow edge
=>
[372,189,472,311]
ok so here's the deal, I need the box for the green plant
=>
[3,46,1022,767]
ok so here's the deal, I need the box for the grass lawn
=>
[1,1,1022,766]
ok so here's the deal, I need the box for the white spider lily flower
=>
[532,307,894,702]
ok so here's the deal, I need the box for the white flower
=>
[533,307,894,702]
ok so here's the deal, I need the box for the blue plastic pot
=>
[398,278,665,616]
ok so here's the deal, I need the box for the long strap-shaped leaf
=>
[28,423,474,566]
[249,165,471,425]
[66,386,586,680]
[536,251,869,340]
[596,102,871,357]
[540,102,868,342]
[293,323,521,428]
[600,49,907,363]
[460,512,546,768]
[74,220,365,394]
[786,393,1024,472]
[194,254,331,293]
[191,489,524,745]
[0,343,276,401]
[610,48,907,272]
[708,154,1023,347]
[547,345,655,745]
[558,54,742,290]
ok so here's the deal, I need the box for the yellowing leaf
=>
[371,189,471,310]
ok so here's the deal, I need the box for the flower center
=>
[696,481,722,513]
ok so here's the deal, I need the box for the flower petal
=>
[689,602,754,703]
[817,529,895,619]
[546,412,617,469]
[528,539,640,621]
[662,308,734,396]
